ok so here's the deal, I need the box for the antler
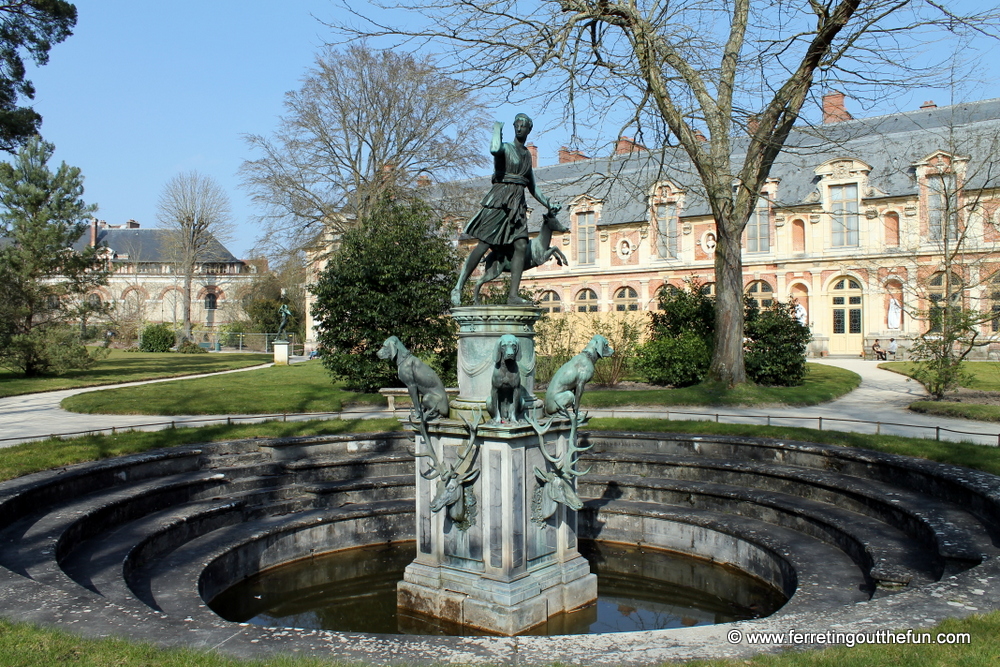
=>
[410,415,445,480]
[563,409,593,477]
[454,409,482,478]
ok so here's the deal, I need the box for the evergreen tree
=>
[0,2,78,152]
[0,136,104,376]
[311,199,458,392]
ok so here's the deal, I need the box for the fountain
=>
[393,305,602,634]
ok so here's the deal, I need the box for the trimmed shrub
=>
[177,339,208,354]
[635,332,712,387]
[637,282,810,387]
[139,324,175,353]
[744,300,811,386]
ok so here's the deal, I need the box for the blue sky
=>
[21,1,1000,259]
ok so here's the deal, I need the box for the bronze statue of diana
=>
[451,114,561,306]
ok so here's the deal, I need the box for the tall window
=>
[746,280,773,308]
[991,274,1000,333]
[204,293,218,310]
[577,211,596,264]
[576,288,599,313]
[927,173,958,242]
[539,290,561,313]
[655,202,677,258]
[747,197,770,253]
[830,183,859,247]
[614,287,638,311]
[928,272,962,333]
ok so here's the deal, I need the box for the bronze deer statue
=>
[473,209,569,305]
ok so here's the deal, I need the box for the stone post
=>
[272,341,290,365]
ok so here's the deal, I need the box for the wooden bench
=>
[378,387,459,412]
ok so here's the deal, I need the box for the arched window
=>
[699,282,716,297]
[654,284,680,310]
[928,272,962,333]
[746,280,773,308]
[614,287,638,311]
[538,290,561,313]
[86,293,101,308]
[576,288,599,313]
[204,293,218,310]
[832,277,863,335]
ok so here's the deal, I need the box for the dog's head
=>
[494,334,521,364]
[377,336,402,361]
[586,334,614,360]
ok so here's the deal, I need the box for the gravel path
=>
[1,357,997,448]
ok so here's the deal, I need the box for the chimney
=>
[89,218,99,247]
[920,100,937,110]
[126,219,140,229]
[558,146,589,163]
[526,143,538,168]
[615,136,646,154]
[694,129,707,142]
[416,174,431,188]
[822,91,853,124]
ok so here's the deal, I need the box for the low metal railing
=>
[2,406,998,447]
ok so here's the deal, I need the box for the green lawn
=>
[0,349,272,398]
[0,416,998,666]
[882,361,1000,422]
[582,363,859,408]
[62,362,860,415]
[61,361,385,415]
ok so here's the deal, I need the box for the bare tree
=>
[156,172,233,340]
[241,44,490,254]
[337,0,1000,386]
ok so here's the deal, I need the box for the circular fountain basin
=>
[1,430,1000,665]
[208,540,785,635]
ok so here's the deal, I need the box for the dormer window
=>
[747,196,770,253]
[655,202,677,258]
[927,172,958,242]
[576,210,596,265]
[830,183,859,247]
[650,182,682,260]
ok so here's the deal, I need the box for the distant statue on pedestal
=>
[276,304,291,340]
[452,114,562,306]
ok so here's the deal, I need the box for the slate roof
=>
[72,228,242,263]
[445,97,1000,235]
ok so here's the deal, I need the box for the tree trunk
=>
[183,264,193,341]
[708,219,747,386]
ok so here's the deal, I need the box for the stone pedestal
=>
[397,306,597,635]
[272,341,290,365]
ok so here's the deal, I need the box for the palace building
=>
[78,218,256,333]
[449,95,1000,358]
